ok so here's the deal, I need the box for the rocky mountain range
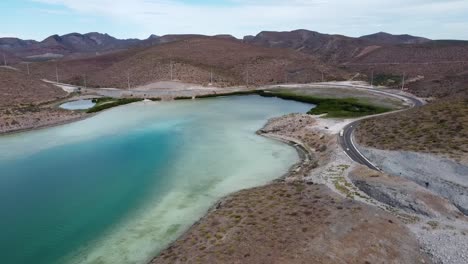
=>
[0,32,140,60]
[0,30,434,62]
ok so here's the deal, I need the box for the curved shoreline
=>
[146,117,318,263]
[0,114,93,136]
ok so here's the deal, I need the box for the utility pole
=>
[210,69,213,84]
[401,72,406,91]
[246,68,249,86]
[371,70,374,88]
[55,65,59,83]
[170,61,173,81]
[26,62,30,75]
[127,72,131,89]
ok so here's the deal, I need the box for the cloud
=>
[31,0,468,39]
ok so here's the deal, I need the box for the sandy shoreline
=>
[0,114,92,136]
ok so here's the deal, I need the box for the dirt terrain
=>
[355,96,468,163]
[0,67,84,133]
[0,67,67,107]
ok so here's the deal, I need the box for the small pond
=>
[59,99,95,110]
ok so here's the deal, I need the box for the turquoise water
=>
[0,95,312,264]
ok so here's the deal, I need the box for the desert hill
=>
[26,37,347,88]
[242,29,468,98]
[0,32,140,60]
[0,67,67,108]
[2,29,467,97]
[358,32,430,45]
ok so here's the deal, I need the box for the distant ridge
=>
[359,32,430,45]
[0,29,437,61]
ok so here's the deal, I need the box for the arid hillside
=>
[344,41,468,97]
[4,30,467,97]
[0,67,67,108]
[358,32,430,45]
[244,30,374,63]
[26,37,348,88]
[356,95,468,163]
[0,33,140,59]
[244,30,468,98]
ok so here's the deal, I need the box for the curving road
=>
[337,88,425,171]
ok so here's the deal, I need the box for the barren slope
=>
[28,37,348,88]
[0,67,67,108]
[343,41,468,97]
[356,96,468,163]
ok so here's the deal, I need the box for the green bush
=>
[87,98,143,113]
[256,90,391,118]
[372,74,403,87]
[174,96,193,100]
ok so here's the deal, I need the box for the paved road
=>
[337,88,425,171]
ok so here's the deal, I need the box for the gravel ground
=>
[356,146,468,215]
[351,144,468,264]
[409,219,468,264]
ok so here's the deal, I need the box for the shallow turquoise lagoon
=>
[0,95,312,264]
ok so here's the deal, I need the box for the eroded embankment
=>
[355,146,468,215]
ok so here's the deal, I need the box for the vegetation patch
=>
[174,96,193,100]
[372,74,403,87]
[87,97,143,113]
[257,90,391,118]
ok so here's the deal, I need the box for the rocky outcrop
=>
[349,166,465,219]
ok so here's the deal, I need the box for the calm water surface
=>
[59,99,96,110]
[0,95,312,264]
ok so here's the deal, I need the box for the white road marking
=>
[343,151,353,161]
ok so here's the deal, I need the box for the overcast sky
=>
[2,0,468,40]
